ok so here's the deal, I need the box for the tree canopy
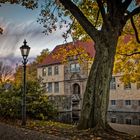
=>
[36,48,50,63]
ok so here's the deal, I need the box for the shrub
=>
[0,90,21,118]
[0,81,57,120]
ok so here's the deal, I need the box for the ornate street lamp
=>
[20,40,30,126]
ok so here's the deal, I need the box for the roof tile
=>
[38,40,95,67]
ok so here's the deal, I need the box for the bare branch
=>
[62,19,76,43]
[130,16,140,43]
[59,0,99,41]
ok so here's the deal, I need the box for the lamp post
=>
[20,40,30,126]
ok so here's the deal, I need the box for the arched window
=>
[73,83,80,94]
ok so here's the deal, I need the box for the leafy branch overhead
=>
[38,0,140,43]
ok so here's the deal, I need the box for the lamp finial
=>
[23,39,27,46]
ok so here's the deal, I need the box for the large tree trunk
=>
[78,31,119,130]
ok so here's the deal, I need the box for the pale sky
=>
[0,2,72,66]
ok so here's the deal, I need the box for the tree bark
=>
[78,31,119,130]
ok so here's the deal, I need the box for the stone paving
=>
[0,122,67,140]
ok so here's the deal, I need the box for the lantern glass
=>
[20,40,30,59]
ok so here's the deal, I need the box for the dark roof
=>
[38,40,95,67]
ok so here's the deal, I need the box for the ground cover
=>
[0,118,139,140]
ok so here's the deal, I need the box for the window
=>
[70,63,80,72]
[125,119,131,125]
[110,77,116,90]
[111,117,116,123]
[48,66,52,76]
[42,68,46,76]
[70,64,75,72]
[124,83,131,90]
[54,82,59,93]
[125,100,131,106]
[54,66,59,75]
[75,64,80,71]
[111,100,116,105]
[48,82,52,93]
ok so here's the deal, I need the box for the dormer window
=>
[70,63,80,72]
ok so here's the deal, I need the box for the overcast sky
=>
[0,2,72,66]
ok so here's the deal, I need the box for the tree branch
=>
[62,19,76,43]
[125,6,140,21]
[96,0,107,25]
[130,16,140,43]
[59,0,99,41]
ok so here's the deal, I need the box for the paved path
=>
[110,123,140,136]
[0,122,67,140]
